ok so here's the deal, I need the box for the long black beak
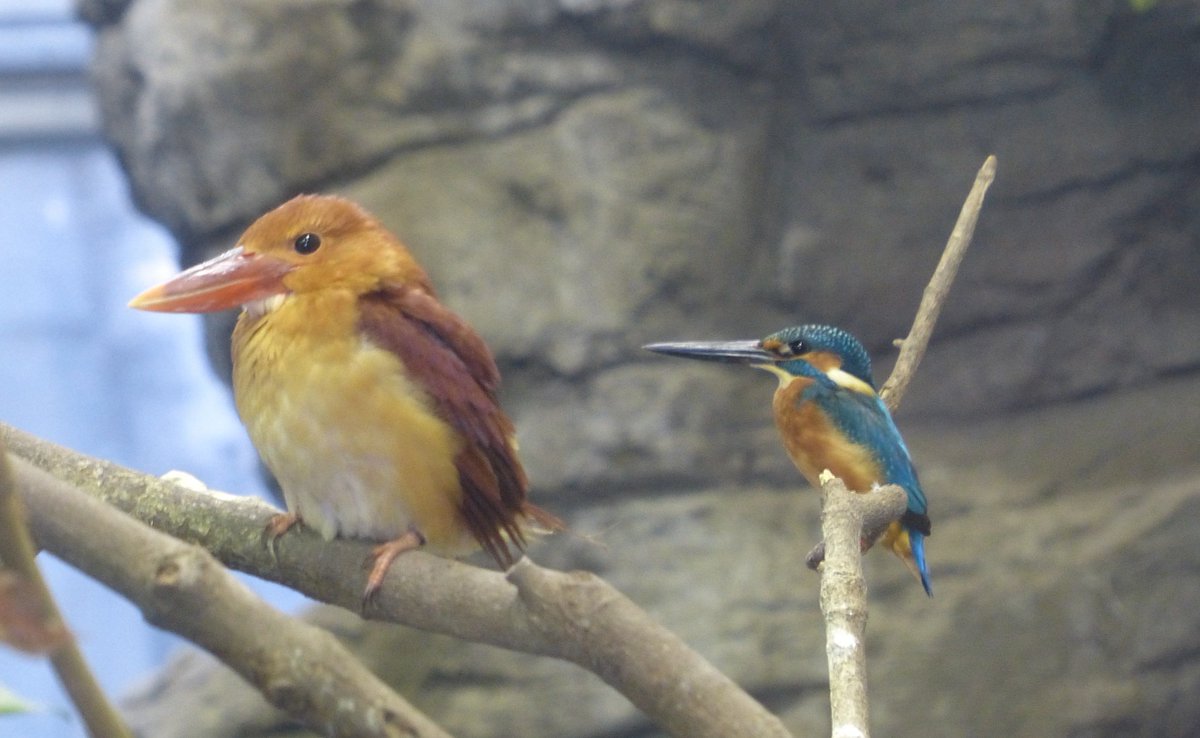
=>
[642,340,775,365]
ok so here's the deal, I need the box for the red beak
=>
[128,247,294,313]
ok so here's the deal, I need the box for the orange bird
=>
[130,194,560,598]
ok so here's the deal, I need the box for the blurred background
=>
[0,2,300,736]
[3,0,1200,736]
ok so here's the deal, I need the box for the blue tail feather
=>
[909,530,933,597]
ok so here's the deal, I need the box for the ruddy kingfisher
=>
[645,324,932,595]
[130,194,560,598]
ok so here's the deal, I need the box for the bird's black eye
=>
[293,232,321,255]
[787,340,807,355]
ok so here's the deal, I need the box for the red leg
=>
[363,529,426,605]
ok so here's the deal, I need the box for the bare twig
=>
[811,158,994,738]
[818,475,906,738]
[0,441,132,738]
[8,454,454,738]
[0,424,791,738]
[880,154,997,412]
[806,156,996,574]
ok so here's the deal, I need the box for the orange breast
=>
[771,377,883,492]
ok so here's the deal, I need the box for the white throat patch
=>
[243,293,288,320]
[826,367,876,396]
[756,363,876,396]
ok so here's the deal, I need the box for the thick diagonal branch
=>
[507,560,786,738]
[9,454,452,738]
[1,424,791,738]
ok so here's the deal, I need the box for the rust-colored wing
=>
[357,284,558,566]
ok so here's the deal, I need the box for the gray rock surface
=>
[84,0,1200,736]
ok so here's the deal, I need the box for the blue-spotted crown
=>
[764,325,875,388]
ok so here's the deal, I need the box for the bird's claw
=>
[805,541,825,571]
[360,529,426,613]
[262,512,301,565]
[804,536,872,571]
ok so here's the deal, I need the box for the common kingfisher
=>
[645,324,932,596]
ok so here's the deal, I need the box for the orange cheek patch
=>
[799,350,841,373]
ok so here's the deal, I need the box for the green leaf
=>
[1129,0,1158,12]
[0,682,43,715]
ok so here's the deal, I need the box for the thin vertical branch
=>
[880,154,997,411]
[817,157,996,738]
[817,475,907,738]
[0,442,132,738]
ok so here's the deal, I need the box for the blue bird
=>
[645,324,932,595]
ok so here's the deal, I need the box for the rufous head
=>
[129,195,429,314]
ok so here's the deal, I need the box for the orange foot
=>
[363,529,426,607]
[263,512,302,562]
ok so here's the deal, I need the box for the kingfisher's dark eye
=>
[293,232,321,254]
[787,340,807,355]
